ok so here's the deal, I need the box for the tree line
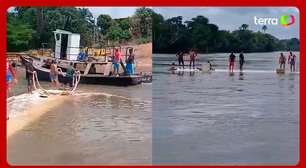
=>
[7,7,152,52]
[152,12,300,53]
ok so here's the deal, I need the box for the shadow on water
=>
[239,72,244,80]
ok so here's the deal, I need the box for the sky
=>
[8,7,139,19]
[152,7,299,40]
[81,7,138,19]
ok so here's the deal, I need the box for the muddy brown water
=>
[7,67,152,165]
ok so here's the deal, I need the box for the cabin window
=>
[56,34,60,41]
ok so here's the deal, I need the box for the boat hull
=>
[34,66,142,86]
[22,55,144,86]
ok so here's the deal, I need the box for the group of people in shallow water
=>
[23,59,76,94]
[175,49,246,72]
[228,52,245,72]
[228,51,297,73]
[279,51,297,72]
[176,49,198,69]
[174,49,297,73]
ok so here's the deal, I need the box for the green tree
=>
[97,14,112,35]
[7,14,34,51]
[106,25,131,44]
[186,16,218,52]
[118,18,131,30]
[7,7,96,50]
[152,11,165,51]
[133,7,153,38]
[152,11,300,53]
[239,24,249,30]
[262,25,267,33]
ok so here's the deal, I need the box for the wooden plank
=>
[104,63,112,76]
[120,61,127,74]
[83,62,92,75]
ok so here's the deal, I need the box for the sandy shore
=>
[133,43,152,73]
[7,91,69,137]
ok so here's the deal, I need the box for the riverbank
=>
[7,91,69,137]
[119,43,152,73]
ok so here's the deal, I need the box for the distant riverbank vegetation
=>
[152,13,300,53]
[7,7,152,52]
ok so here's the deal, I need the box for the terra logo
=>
[254,15,295,27]
[280,15,295,27]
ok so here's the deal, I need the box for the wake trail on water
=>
[75,92,151,103]
[7,90,150,138]
[214,69,300,74]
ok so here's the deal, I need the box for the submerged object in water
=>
[168,62,213,73]
[276,68,285,74]
[169,67,202,72]
[201,62,213,72]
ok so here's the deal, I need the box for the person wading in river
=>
[228,52,236,72]
[288,51,296,72]
[176,51,185,69]
[189,49,197,69]
[279,52,286,70]
[239,51,245,71]
[50,60,59,87]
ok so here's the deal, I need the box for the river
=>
[7,67,152,165]
[152,52,299,165]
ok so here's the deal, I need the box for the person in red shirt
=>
[6,61,18,120]
[6,61,18,96]
[113,48,122,76]
[189,49,197,69]
[228,52,236,72]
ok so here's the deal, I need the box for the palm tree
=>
[239,24,249,30]
[262,25,267,33]
[36,8,44,35]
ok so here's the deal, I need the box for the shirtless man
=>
[279,52,286,70]
[288,51,296,72]
[176,51,185,69]
[50,60,59,87]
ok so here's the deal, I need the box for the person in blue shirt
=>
[125,48,135,75]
